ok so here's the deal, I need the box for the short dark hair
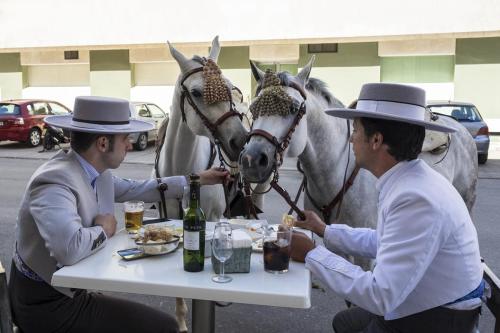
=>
[360,117,425,161]
[70,131,115,153]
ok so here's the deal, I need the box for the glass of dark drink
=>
[263,227,292,274]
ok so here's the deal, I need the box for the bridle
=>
[155,58,258,219]
[245,77,359,223]
[179,60,243,161]
[245,81,308,220]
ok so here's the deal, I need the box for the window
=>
[49,103,70,115]
[147,104,166,118]
[64,50,79,60]
[0,104,20,115]
[428,105,482,122]
[307,43,338,53]
[32,102,48,115]
[135,104,151,118]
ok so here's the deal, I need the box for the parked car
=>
[427,101,490,164]
[0,99,71,147]
[129,102,168,151]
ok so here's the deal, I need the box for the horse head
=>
[169,36,248,162]
[239,58,315,183]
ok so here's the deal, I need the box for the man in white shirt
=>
[10,96,230,333]
[291,83,483,333]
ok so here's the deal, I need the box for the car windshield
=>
[0,103,20,115]
[428,105,482,122]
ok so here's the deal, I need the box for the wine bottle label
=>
[184,231,200,250]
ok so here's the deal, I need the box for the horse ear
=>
[208,36,221,62]
[250,60,265,82]
[167,41,191,73]
[297,55,315,84]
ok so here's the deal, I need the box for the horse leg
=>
[175,297,188,333]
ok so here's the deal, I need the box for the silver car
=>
[129,102,168,151]
[427,101,490,164]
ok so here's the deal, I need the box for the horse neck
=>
[298,96,354,197]
[158,87,212,177]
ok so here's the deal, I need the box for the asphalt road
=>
[0,155,499,332]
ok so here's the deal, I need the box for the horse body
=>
[240,61,478,233]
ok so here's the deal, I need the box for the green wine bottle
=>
[183,174,206,272]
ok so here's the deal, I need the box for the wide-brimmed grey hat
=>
[44,96,154,134]
[325,83,456,133]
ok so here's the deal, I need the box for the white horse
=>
[155,37,260,332]
[156,37,251,221]
[239,59,478,235]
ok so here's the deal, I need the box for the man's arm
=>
[29,184,108,266]
[305,192,445,316]
[113,176,186,203]
[295,210,377,258]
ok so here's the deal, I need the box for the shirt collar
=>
[73,151,100,188]
[375,159,418,194]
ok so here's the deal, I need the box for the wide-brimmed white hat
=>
[44,96,154,134]
[325,83,456,133]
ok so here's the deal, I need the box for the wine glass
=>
[212,222,233,283]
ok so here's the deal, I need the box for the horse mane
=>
[274,71,344,108]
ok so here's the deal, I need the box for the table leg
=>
[192,299,215,333]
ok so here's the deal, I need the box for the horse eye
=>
[190,89,202,98]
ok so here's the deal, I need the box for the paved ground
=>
[0,137,499,332]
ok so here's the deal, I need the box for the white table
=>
[51,221,311,333]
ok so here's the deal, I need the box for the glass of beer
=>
[124,200,144,233]
[263,226,292,274]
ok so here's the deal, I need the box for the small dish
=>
[135,235,180,255]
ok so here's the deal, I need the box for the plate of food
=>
[135,225,180,255]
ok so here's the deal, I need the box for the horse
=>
[154,36,261,332]
[239,58,478,237]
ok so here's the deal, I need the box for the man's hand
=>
[294,210,327,237]
[290,231,315,263]
[94,214,117,238]
[199,167,232,186]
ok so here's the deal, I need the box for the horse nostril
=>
[240,154,251,169]
[258,153,268,168]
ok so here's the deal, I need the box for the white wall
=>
[2,0,500,49]
[22,87,91,110]
[130,86,175,114]
[310,66,381,106]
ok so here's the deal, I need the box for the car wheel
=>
[478,153,488,165]
[133,133,148,151]
[28,128,42,147]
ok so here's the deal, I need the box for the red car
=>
[0,99,72,146]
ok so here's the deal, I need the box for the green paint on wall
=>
[381,56,454,83]
[280,64,298,75]
[219,46,249,69]
[299,43,379,68]
[90,50,130,71]
[0,53,22,73]
[456,37,500,65]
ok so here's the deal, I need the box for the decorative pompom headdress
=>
[249,69,295,119]
[202,58,230,105]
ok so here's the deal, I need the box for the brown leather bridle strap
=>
[246,129,280,147]
[247,102,306,167]
[270,181,305,220]
[304,166,360,223]
[179,65,243,155]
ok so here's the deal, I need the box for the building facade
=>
[1,0,500,130]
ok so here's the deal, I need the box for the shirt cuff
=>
[305,245,358,276]
[160,176,188,199]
